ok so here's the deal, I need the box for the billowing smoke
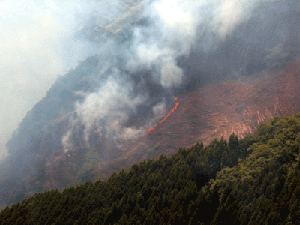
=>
[61,0,300,154]
[63,74,147,151]
[1,0,300,201]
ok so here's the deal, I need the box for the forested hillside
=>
[2,0,300,216]
[0,112,299,224]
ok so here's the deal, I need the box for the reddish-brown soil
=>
[1,58,300,213]
[95,57,300,181]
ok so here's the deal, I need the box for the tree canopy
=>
[1,112,300,224]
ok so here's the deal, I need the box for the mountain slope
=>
[0,112,300,224]
[1,56,299,212]
[1,0,300,216]
[94,57,300,181]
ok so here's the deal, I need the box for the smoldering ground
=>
[1,0,300,204]
[61,0,300,154]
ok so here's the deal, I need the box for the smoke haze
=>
[0,0,98,161]
[1,0,300,197]
[61,0,300,154]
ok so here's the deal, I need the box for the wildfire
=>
[121,97,179,151]
[122,143,130,151]
[142,97,179,137]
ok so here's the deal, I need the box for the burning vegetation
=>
[94,57,300,181]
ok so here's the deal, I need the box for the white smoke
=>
[62,71,147,151]
[153,101,167,119]
[124,0,202,86]
[59,0,299,153]
[160,57,184,88]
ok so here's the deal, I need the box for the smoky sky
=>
[1,0,300,163]
[0,0,104,161]
[61,0,300,153]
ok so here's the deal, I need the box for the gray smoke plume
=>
[1,0,300,204]
[61,0,300,154]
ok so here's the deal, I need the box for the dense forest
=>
[0,112,300,224]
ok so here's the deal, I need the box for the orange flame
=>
[55,157,60,162]
[122,143,130,151]
[158,103,179,124]
[122,97,179,151]
[142,97,179,137]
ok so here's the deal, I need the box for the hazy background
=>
[0,0,104,161]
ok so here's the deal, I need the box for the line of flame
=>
[142,97,179,137]
[122,97,179,151]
